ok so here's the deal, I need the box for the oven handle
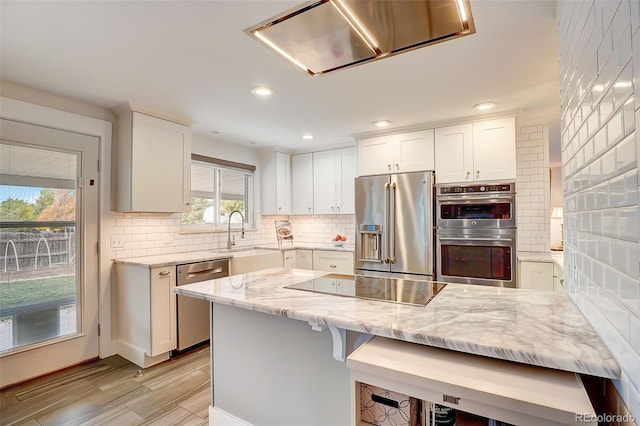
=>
[437,195,515,202]
[438,236,514,242]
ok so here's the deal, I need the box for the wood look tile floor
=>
[0,345,210,426]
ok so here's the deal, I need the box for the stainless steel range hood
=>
[246,0,475,76]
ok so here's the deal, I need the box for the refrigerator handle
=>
[384,182,390,264]
[390,182,397,264]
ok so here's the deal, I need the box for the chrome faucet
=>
[226,210,245,250]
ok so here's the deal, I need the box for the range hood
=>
[246,0,475,77]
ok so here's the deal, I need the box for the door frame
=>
[0,119,100,386]
[0,96,115,364]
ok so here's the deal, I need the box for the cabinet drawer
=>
[312,250,353,273]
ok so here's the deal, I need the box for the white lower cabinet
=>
[114,263,177,368]
[518,261,554,291]
[283,249,313,269]
[284,249,346,271]
[312,250,354,273]
[348,337,596,426]
[553,262,564,292]
[296,249,313,269]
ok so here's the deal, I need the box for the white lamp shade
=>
[551,207,563,219]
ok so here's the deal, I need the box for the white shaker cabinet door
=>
[472,117,516,181]
[116,111,191,212]
[518,261,554,291]
[275,152,291,214]
[336,147,356,214]
[357,135,394,176]
[292,153,314,214]
[435,123,473,183]
[393,129,435,173]
[149,266,177,356]
[260,150,291,215]
[313,150,338,214]
[296,249,313,269]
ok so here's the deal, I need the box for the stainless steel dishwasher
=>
[175,259,229,351]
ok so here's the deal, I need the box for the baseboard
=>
[209,406,252,426]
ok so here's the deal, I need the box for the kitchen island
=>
[174,267,619,425]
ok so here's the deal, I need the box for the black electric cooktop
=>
[284,274,446,307]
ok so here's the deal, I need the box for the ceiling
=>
[0,0,562,165]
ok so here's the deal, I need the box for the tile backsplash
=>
[108,213,355,260]
[516,124,551,252]
[558,0,640,419]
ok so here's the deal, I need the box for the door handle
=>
[389,182,397,264]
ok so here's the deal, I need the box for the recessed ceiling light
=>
[251,86,273,96]
[474,102,497,111]
[373,120,391,128]
[302,134,314,140]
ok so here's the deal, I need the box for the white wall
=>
[557,0,640,418]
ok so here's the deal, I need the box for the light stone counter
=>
[175,267,619,380]
[112,243,354,268]
[111,250,231,267]
[518,250,565,273]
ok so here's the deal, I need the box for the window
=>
[181,155,255,230]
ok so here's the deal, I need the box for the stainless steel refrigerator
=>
[355,171,435,279]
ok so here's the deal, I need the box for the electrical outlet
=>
[162,233,174,245]
[110,235,124,248]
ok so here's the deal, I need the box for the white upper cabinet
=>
[260,150,291,215]
[435,117,516,183]
[393,130,435,173]
[115,109,191,212]
[435,123,473,183]
[471,117,516,181]
[291,153,314,214]
[357,129,434,176]
[313,147,356,214]
[357,135,394,176]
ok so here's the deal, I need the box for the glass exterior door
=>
[0,119,99,387]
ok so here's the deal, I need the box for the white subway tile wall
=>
[516,124,551,252]
[558,0,640,419]
[109,213,355,260]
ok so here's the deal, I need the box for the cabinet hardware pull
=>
[395,163,399,170]
[387,164,391,170]
[329,264,337,268]
[158,271,170,276]
[336,206,340,212]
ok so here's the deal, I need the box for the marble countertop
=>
[174,267,619,379]
[112,243,354,267]
[254,242,355,252]
[112,250,231,267]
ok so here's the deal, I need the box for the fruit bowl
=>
[331,234,347,246]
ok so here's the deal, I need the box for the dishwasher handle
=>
[177,260,229,285]
[186,267,224,280]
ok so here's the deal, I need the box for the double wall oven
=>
[436,182,517,287]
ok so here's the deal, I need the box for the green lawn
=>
[0,275,75,310]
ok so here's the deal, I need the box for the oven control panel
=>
[438,183,514,194]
